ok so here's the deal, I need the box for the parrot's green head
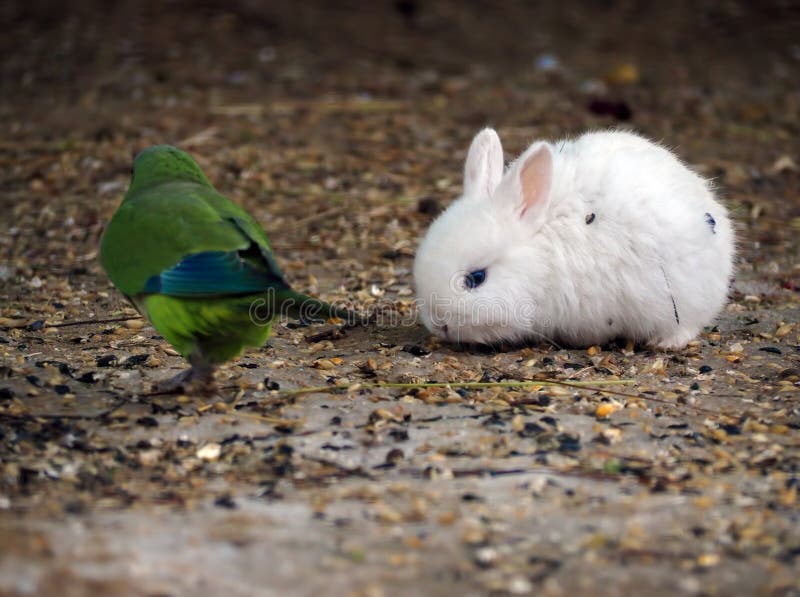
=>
[126,145,214,197]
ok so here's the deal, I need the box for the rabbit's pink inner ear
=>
[518,145,553,218]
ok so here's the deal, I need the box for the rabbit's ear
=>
[497,142,553,229]
[463,128,504,199]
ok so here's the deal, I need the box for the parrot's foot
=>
[156,365,216,395]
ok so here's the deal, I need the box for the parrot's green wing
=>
[100,181,289,298]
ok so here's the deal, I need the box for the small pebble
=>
[197,443,222,462]
[473,546,498,568]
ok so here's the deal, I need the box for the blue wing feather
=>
[144,250,285,296]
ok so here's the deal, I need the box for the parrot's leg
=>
[156,353,216,394]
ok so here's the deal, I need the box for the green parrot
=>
[100,145,357,391]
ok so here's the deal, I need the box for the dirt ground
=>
[1,2,799,595]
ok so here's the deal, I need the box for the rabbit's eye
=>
[465,269,487,289]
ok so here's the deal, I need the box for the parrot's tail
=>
[274,290,369,326]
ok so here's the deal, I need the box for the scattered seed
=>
[96,355,118,367]
[417,197,441,216]
[403,344,431,357]
[385,448,404,465]
[136,416,159,428]
[214,494,237,509]
[595,403,617,419]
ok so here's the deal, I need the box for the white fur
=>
[413,128,735,349]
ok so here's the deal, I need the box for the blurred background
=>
[2,1,798,145]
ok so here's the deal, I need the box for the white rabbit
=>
[413,128,735,349]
